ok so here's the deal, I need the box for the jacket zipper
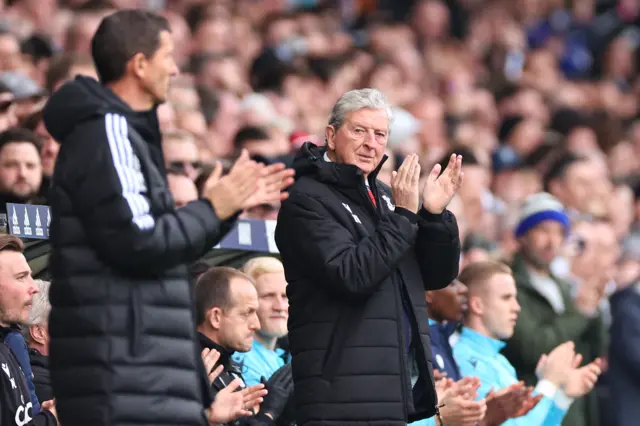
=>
[393,282,410,421]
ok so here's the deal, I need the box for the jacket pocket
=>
[321,308,353,382]
[129,285,143,357]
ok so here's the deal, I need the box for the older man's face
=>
[326,108,389,177]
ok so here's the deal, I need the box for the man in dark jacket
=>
[0,234,58,425]
[608,282,640,426]
[275,88,463,426]
[195,267,294,426]
[22,279,52,403]
[42,10,291,426]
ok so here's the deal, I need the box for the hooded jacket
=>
[42,76,234,426]
[274,143,460,426]
[0,326,57,425]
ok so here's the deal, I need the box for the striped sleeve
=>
[104,112,155,230]
[58,113,236,274]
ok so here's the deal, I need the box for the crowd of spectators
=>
[0,0,639,425]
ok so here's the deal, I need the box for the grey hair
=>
[24,279,51,328]
[22,280,51,344]
[328,88,394,131]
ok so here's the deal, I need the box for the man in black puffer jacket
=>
[42,10,292,426]
[275,89,463,426]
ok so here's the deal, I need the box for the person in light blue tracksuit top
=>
[411,279,545,426]
[233,257,290,386]
[454,261,603,426]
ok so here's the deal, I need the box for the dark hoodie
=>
[41,76,235,426]
[44,76,165,169]
[0,326,57,425]
[275,142,460,426]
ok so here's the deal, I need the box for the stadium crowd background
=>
[0,0,639,425]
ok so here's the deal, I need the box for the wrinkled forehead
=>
[343,108,390,131]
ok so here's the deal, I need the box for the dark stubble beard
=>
[520,246,552,273]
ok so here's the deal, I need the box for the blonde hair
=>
[242,257,284,281]
[458,261,512,293]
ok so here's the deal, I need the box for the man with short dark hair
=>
[0,127,43,213]
[0,234,59,425]
[42,9,292,426]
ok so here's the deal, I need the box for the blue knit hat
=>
[515,192,570,238]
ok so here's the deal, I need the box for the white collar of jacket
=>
[324,151,370,188]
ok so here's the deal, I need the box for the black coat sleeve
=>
[28,411,58,425]
[55,114,234,275]
[275,193,419,296]
[415,208,461,290]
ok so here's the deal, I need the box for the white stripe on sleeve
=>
[105,113,156,230]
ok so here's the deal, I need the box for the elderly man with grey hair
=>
[275,88,464,426]
[22,279,53,403]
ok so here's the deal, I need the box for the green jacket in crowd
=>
[502,254,608,426]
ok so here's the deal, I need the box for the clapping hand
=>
[537,341,576,387]
[204,150,262,220]
[41,399,59,423]
[207,379,268,424]
[481,382,542,426]
[260,364,294,420]
[391,153,421,213]
[423,153,463,214]
[241,162,295,210]
[438,377,487,426]
[433,368,448,382]
[201,348,223,384]
[563,355,603,398]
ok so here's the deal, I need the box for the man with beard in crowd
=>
[0,235,58,425]
[42,9,292,426]
[0,128,43,214]
[195,267,294,426]
[503,193,607,426]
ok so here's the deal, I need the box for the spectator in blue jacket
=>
[454,260,603,426]
[412,278,542,426]
[608,281,640,426]
[426,278,467,381]
[4,325,40,414]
